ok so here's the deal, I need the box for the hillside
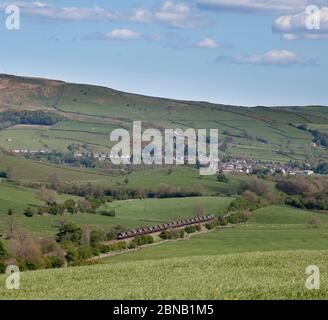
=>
[0,74,327,163]
[1,250,327,300]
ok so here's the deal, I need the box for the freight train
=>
[117,214,215,240]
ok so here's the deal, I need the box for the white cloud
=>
[217,50,316,66]
[0,1,117,21]
[84,30,162,42]
[197,38,219,48]
[273,7,328,40]
[197,0,310,14]
[130,1,207,29]
[105,29,140,40]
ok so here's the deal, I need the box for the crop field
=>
[1,250,327,300]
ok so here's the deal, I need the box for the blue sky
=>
[0,0,327,106]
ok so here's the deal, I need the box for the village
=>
[8,148,316,177]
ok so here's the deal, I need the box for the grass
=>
[103,206,328,263]
[1,250,327,300]
[0,153,113,184]
[113,166,246,194]
[0,152,246,194]
[0,193,232,236]
[0,183,81,214]
[100,196,232,223]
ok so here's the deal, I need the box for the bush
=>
[99,209,116,217]
[217,216,228,226]
[0,261,6,274]
[159,229,184,240]
[78,246,93,260]
[63,199,77,214]
[56,223,82,244]
[0,171,7,178]
[204,221,218,230]
[228,196,263,212]
[48,204,65,215]
[109,242,127,251]
[90,230,105,247]
[225,211,249,224]
[217,173,229,183]
[0,241,8,259]
[128,241,138,249]
[99,244,111,254]
[244,178,271,196]
[23,207,35,218]
[159,230,172,240]
[45,255,65,269]
[132,235,154,247]
[184,226,197,234]
[276,178,314,195]
[65,245,79,263]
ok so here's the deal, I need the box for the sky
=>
[0,0,327,106]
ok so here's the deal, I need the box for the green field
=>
[0,153,113,184]
[1,250,327,299]
[0,193,232,236]
[0,183,81,214]
[100,196,232,223]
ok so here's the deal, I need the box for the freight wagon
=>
[117,214,215,240]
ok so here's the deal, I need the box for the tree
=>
[8,230,43,270]
[23,207,35,218]
[244,177,270,196]
[77,199,92,213]
[63,199,77,214]
[37,188,58,206]
[56,222,82,244]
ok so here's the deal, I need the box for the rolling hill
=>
[0,74,327,163]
